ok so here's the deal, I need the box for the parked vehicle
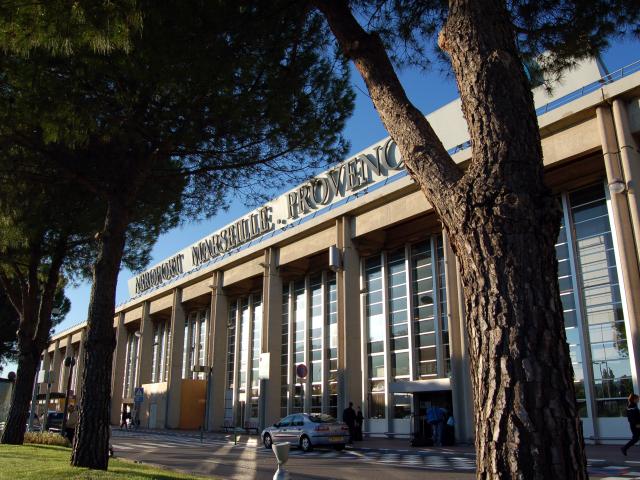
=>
[261,413,349,452]
[45,411,64,432]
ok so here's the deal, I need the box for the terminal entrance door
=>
[412,390,453,446]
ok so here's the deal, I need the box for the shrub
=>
[24,431,70,447]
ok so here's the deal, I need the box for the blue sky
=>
[40,36,640,349]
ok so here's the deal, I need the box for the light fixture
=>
[608,178,627,194]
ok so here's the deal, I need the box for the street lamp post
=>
[60,356,76,434]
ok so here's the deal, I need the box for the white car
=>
[261,413,349,452]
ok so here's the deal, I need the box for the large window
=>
[364,235,450,419]
[280,290,290,418]
[151,320,170,383]
[249,299,262,418]
[326,272,338,418]
[387,249,410,380]
[123,331,139,399]
[224,303,237,422]
[365,256,385,418]
[568,184,632,417]
[310,275,323,413]
[182,310,209,380]
[556,210,587,416]
[280,272,339,418]
[292,281,306,413]
[225,293,263,423]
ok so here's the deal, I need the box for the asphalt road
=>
[110,430,640,480]
[112,431,476,480]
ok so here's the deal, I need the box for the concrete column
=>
[336,216,362,412]
[137,302,154,386]
[75,329,86,405]
[261,247,283,429]
[51,340,62,395]
[39,350,51,396]
[60,335,72,395]
[208,271,228,431]
[612,98,640,266]
[443,236,474,444]
[596,105,640,391]
[135,302,153,426]
[111,313,127,425]
[165,288,186,428]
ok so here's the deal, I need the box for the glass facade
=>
[181,310,209,380]
[365,236,450,420]
[560,184,633,419]
[151,320,170,383]
[107,181,635,438]
[326,272,338,418]
[224,302,237,422]
[281,273,337,417]
[280,289,289,418]
[224,293,263,424]
[122,331,139,399]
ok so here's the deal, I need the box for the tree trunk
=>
[70,198,129,469]
[313,0,588,478]
[0,236,66,445]
[0,339,38,444]
[438,1,587,477]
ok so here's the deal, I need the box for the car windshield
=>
[308,414,336,423]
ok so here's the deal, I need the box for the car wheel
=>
[263,433,273,449]
[333,444,345,451]
[300,435,313,452]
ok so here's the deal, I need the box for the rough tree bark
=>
[0,237,67,445]
[313,0,587,478]
[70,197,130,469]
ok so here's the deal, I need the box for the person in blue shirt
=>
[427,405,447,447]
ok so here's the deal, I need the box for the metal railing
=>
[446,59,640,155]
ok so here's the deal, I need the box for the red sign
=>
[296,364,308,379]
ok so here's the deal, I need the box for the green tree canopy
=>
[0,0,354,466]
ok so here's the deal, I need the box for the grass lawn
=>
[0,444,213,480]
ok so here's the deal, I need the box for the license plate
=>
[329,436,343,442]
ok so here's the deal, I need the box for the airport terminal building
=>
[42,59,640,444]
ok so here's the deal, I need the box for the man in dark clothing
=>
[623,394,640,455]
[355,406,364,441]
[342,402,356,443]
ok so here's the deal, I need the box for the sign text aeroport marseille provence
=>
[129,138,404,297]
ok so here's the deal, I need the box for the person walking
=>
[355,406,364,441]
[120,407,129,430]
[342,401,356,444]
[622,393,640,456]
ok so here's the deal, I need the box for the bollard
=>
[272,442,290,480]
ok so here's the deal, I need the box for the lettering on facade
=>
[286,139,403,219]
[191,206,273,267]
[128,138,403,297]
[135,254,185,294]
